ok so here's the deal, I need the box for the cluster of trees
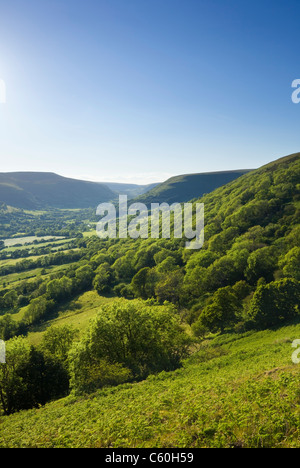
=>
[80,156,299,334]
[0,239,79,262]
[0,263,96,338]
[69,299,191,394]
[0,300,191,414]
[0,207,94,239]
[191,277,300,335]
[0,249,83,277]
[0,332,72,415]
[83,227,299,335]
[1,222,299,341]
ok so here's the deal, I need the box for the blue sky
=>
[0,0,300,184]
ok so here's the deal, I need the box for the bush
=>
[197,286,240,333]
[0,337,69,415]
[248,278,300,329]
[68,344,132,395]
[68,299,192,394]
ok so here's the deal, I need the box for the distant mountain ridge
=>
[0,172,116,209]
[104,182,159,199]
[132,169,253,206]
[0,168,253,210]
[0,172,160,210]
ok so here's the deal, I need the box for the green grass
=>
[1,262,78,290]
[82,230,96,238]
[0,255,44,267]
[3,238,72,253]
[3,236,65,248]
[1,321,300,448]
[0,267,45,287]
[26,291,115,346]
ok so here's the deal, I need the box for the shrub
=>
[68,299,192,394]
[248,278,300,329]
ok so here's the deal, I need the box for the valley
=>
[0,152,299,448]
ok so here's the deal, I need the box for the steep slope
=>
[133,169,253,206]
[1,321,300,448]
[0,172,116,209]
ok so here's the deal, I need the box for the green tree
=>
[183,265,208,298]
[156,256,178,274]
[112,254,135,282]
[0,314,19,341]
[16,347,69,409]
[279,247,300,281]
[0,337,31,415]
[205,256,238,291]
[208,226,239,254]
[93,262,114,294]
[46,276,73,302]
[248,278,300,329]
[232,280,251,300]
[198,286,240,333]
[245,246,277,283]
[23,295,55,326]
[41,325,79,363]
[3,290,18,309]
[75,264,94,291]
[155,269,184,305]
[69,299,191,394]
[131,267,151,299]
[68,344,131,396]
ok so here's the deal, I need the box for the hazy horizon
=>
[0,165,256,186]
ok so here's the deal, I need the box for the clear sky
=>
[0,0,300,184]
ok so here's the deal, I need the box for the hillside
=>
[1,322,300,448]
[0,169,252,210]
[0,151,299,448]
[0,172,116,209]
[133,169,252,206]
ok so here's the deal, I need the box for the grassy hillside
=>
[0,151,299,448]
[133,169,252,206]
[25,291,115,347]
[0,172,116,209]
[1,320,300,448]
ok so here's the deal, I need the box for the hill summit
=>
[133,169,253,206]
[0,172,115,209]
